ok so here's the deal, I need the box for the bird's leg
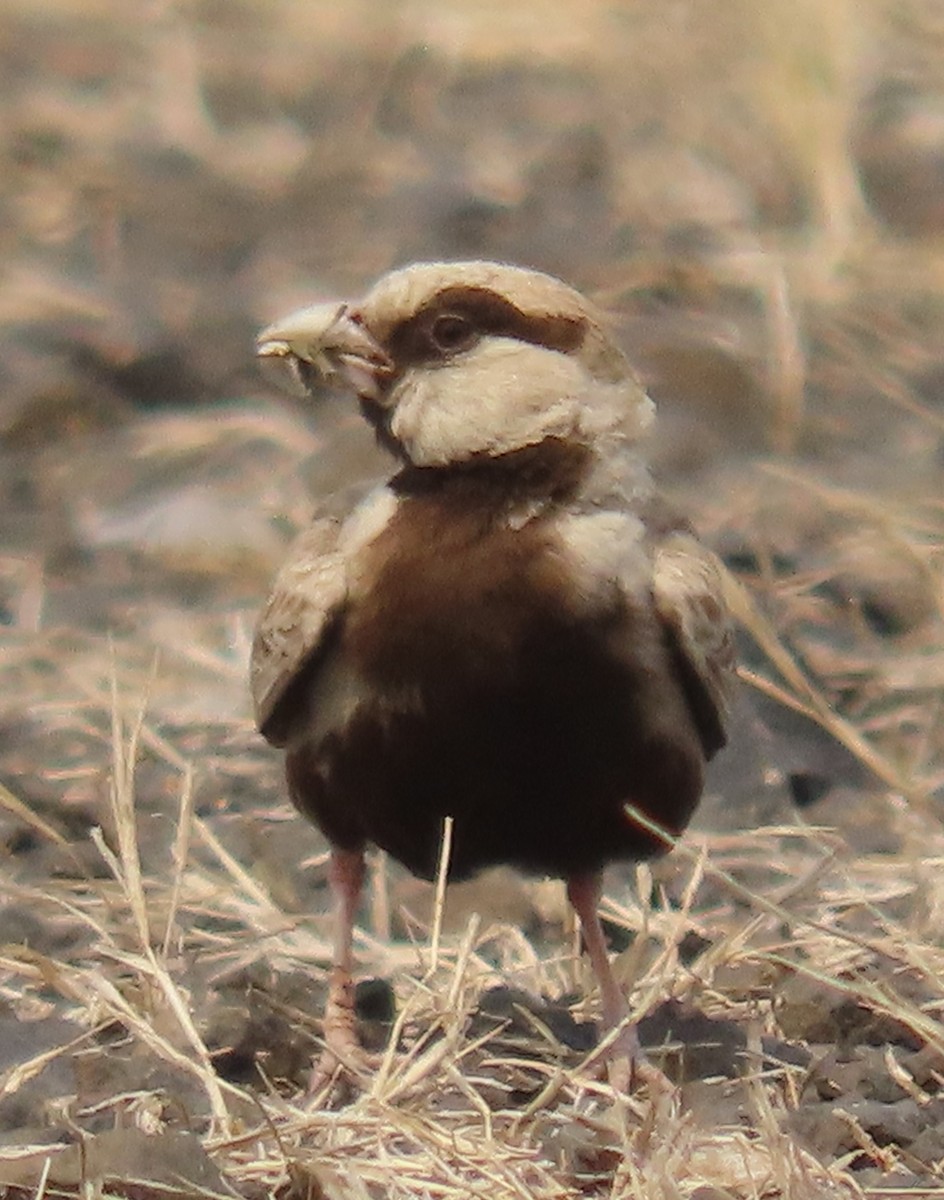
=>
[310,846,369,1090]
[566,872,671,1094]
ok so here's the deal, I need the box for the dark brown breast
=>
[286,488,707,882]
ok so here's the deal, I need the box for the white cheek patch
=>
[389,340,586,466]
[578,380,655,443]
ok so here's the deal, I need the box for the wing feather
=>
[251,517,348,746]
[651,531,735,758]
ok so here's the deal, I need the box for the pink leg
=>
[567,873,670,1093]
[311,846,369,1090]
[567,874,632,1032]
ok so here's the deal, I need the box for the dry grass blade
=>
[624,805,934,973]
[0,782,68,848]
[0,1027,93,1103]
[162,764,195,958]
[73,952,236,1135]
[108,653,154,955]
[721,568,932,804]
[427,815,454,977]
[192,816,293,931]
[73,674,238,1137]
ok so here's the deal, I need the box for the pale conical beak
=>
[257,302,393,401]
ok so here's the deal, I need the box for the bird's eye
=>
[429,313,476,354]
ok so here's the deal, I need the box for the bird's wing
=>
[651,531,736,759]
[251,515,350,747]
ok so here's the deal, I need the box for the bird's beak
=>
[257,302,393,402]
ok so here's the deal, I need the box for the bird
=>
[251,260,735,1091]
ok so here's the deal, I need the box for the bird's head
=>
[258,260,654,470]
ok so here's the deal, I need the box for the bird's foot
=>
[587,1019,674,1098]
[308,1041,382,1100]
[306,966,381,1101]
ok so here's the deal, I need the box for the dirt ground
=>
[1,1,943,1197]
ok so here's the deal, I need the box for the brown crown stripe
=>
[383,284,588,366]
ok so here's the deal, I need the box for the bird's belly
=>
[290,608,705,883]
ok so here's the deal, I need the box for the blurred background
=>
[0,1,943,1186]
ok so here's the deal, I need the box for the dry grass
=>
[0,715,886,1197]
[1,632,943,1196]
